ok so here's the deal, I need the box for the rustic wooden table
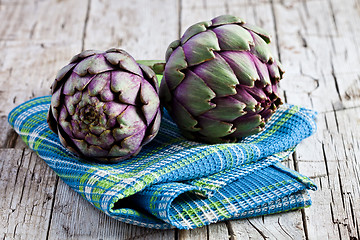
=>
[1,0,359,239]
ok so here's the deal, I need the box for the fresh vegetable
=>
[47,48,161,163]
[160,15,284,143]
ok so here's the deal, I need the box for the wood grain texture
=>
[0,149,58,240]
[0,0,87,116]
[273,0,360,239]
[0,0,359,239]
[83,0,180,60]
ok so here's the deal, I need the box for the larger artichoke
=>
[47,49,161,163]
[160,15,284,143]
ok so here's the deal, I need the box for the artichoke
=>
[47,49,161,163]
[160,15,284,143]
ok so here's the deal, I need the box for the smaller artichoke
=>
[160,15,284,143]
[47,48,161,163]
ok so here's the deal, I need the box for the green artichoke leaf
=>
[233,86,259,113]
[64,91,82,116]
[58,129,77,153]
[47,108,58,134]
[89,125,107,135]
[171,98,200,132]
[59,120,73,139]
[211,15,245,26]
[63,73,93,95]
[104,51,143,77]
[165,40,181,62]
[232,127,263,138]
[77,91,93,109]
[120,129,145,152]
[103,102,127,119]
[220,51,259,87]
[250,32,273,63]
[251,56,271,87]
[197,116,236,138]
[243,23,271,44]
[87,72,109,96]
[138,64,160,91]
[99,79,114,102]
[276,60,285,79]
[159,78,172,106]
[140,80,160,126]
[50,85,62,110]
[173,70,216,116]
[163,46,187,91]
[110,71,142,105]
[70,50,102,63]
[73,55,114,76]
[192,53,238,97]
[142,109,161,145]
[86,145,109,157]
[85,130,115,148]
[202,97,246,121]
[108,129,145,157]
[114,106,147,141]
[182,31,220,66]
[231,114,265,137]
[108,144,131,157]
[212,24,254,51]
[53,63,76,93]
[267,61,281,80]
[180,21,212,45]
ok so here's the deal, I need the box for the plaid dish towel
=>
[8,96,317,229]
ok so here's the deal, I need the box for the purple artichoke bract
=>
[47,48,161,163]
[160,15,284,143]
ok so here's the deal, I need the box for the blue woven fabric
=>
[8,96,317,229]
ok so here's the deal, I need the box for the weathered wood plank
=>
[82,0,180,60]
[0,0,88,116]
[0,115,28,149]
[296,109,360,239]
[0,0,88,42]
[178,226,208,240]
[208,222,230,240]
[46,180,176,240]
[0,115,16,148]
[273,0,360,239]
[274,0,360,111]
[229,212,306,240]
[0,149,58,240]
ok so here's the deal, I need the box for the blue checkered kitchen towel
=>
[8,96,317,229]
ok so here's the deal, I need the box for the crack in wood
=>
[328,0,338,34]
[5,130,18,148]
[45,175,59,240]
[225,221,235,240]
[81,0,91,51]
[322,143,331,186]
[277,218,293,239]
[123,228,174,240]
[330,60,343,102]
[247,219,268,239]
[300,209,309,240]
[270,0,281,62]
